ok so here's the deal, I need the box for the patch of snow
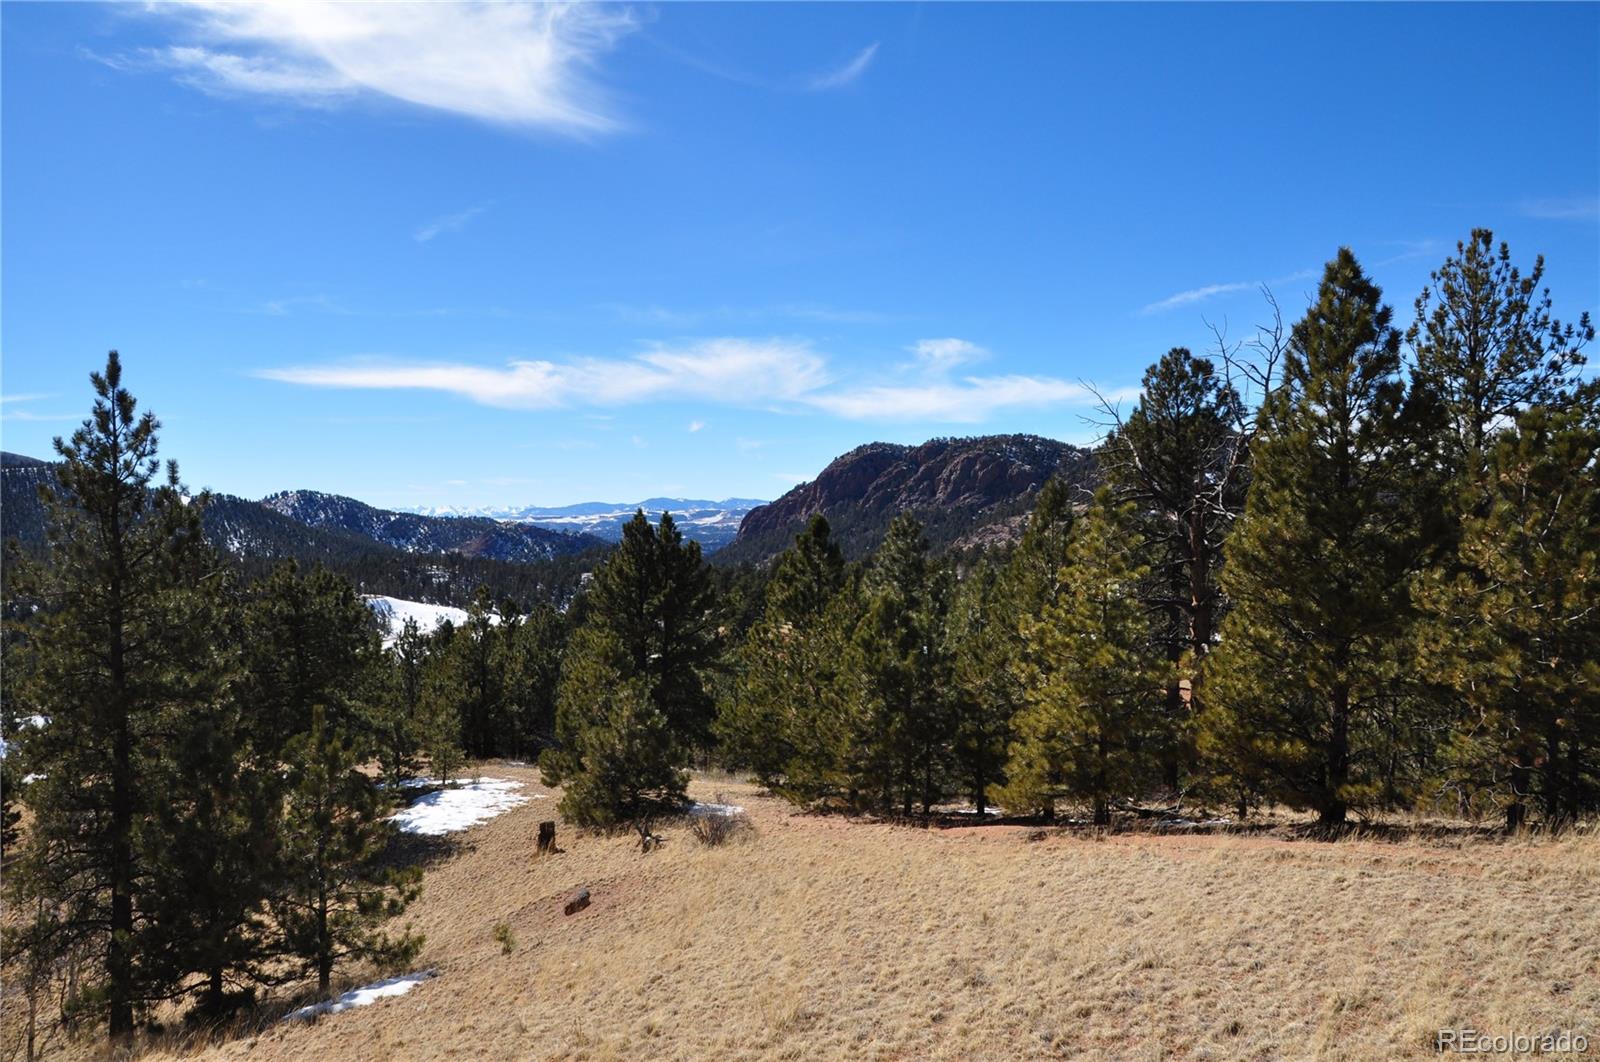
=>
[949,806,1005,817]
[390,778,536,836]
[283,970,436,1022]
[687,801,745,817]
[365,596,496,647]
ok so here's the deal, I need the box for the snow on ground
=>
[687,801,745,817]
[390,778,536,836]
[283,970,436,1022]
[365,596,497,646]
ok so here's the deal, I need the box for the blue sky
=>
[4,2,1597,508]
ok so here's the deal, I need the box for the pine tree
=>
[4,352,230,1043]
[581,510,720,748]
[1005,475,1079,619]
[447,589,503,758]
[1202,250,1445,825]
[239,561,386,760]
[1418,393,1600,827]
[272,707,421,998]
[945,560,1019,815]
[716,515,847,790]
[145,667,281,1017]
[982,476,1078,818]
[1006,493,1165,824]
[1102,348,1244,787]
[541,512,717,824]
[1410,229,1591,477]
[844,514,952,815]
[497,603,565,756]
[540,629,687,826]
[376,617,428,789]
[416,632,467,784]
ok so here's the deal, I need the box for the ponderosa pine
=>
[1202,250,1445,826]
[4,352,229,1043]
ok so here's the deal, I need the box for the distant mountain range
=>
[4,433,1097,583]
[716,434,1097,565]
[263,490,608,563]
[1,453,606,609]
[402,499,767,551]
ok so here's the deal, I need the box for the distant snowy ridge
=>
[401,498,767,552]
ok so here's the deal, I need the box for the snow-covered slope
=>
[365,595,495,645]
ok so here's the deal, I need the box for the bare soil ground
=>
[9,764,1599,1060]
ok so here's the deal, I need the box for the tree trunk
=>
[108,500,135,1047]
[1321,685,1350,827]
[204,967,225,1014]
[1506,761,1530,832]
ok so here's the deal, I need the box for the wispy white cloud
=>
[257,339,831,410]
[252,294,349,317]
[121,2,636,134]
[1370,239,1443,268]
[1140,281,1256,316]
[808,42,879,91]
[0,393,75,422]
[1140,266,1322,316]
[773,471,812,485]
[415,204,489,243]
[258,336,1117,424]
[1517,197,1600,222]
[908,337,988,372]
[807,375,1093,423]
[600,302,897,327]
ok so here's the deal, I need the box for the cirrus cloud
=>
[257,336,1120,425]
[121,1,637,134]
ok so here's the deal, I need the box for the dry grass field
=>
[8,764,1599,1061]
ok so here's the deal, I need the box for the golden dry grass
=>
[9,764,1600,1061]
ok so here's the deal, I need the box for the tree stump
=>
[563,887,590,916]
[537,821,556,855]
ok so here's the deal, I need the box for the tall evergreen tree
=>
[1102,348,1244,786]
[239,561,385,759]
[146,696,281,1016]
[580,511,719,747]
[376,617,429,789]
[1202,251,1446,825]
[980,476,1079,818]
[1419,394,1600,827]
[717,515,847,789]
[272,707,421,998]
[431,589,502,759]
[4,352,228,1043]
[844,514,952,815]
[1005,493,1165,823]
[541,629,688,826]
[945,559,1018,815]
[540,512,715,823]
[497,603,565,756]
